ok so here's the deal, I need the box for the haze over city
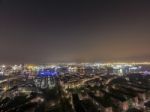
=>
[0,0,150,64]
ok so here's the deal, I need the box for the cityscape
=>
[0,63,150,112]
[1,0,150,112]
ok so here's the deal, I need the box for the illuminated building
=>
[34,69,57,89]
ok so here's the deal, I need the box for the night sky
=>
[0,0,150,64]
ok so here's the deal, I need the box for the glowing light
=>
[38,69,57,77]
[2,65,5,68]
[13,65,17,70]
[0,71,3,75]
[3,86,8,91]
[130,67,138,70]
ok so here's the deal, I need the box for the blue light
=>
[38,69,57,77]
